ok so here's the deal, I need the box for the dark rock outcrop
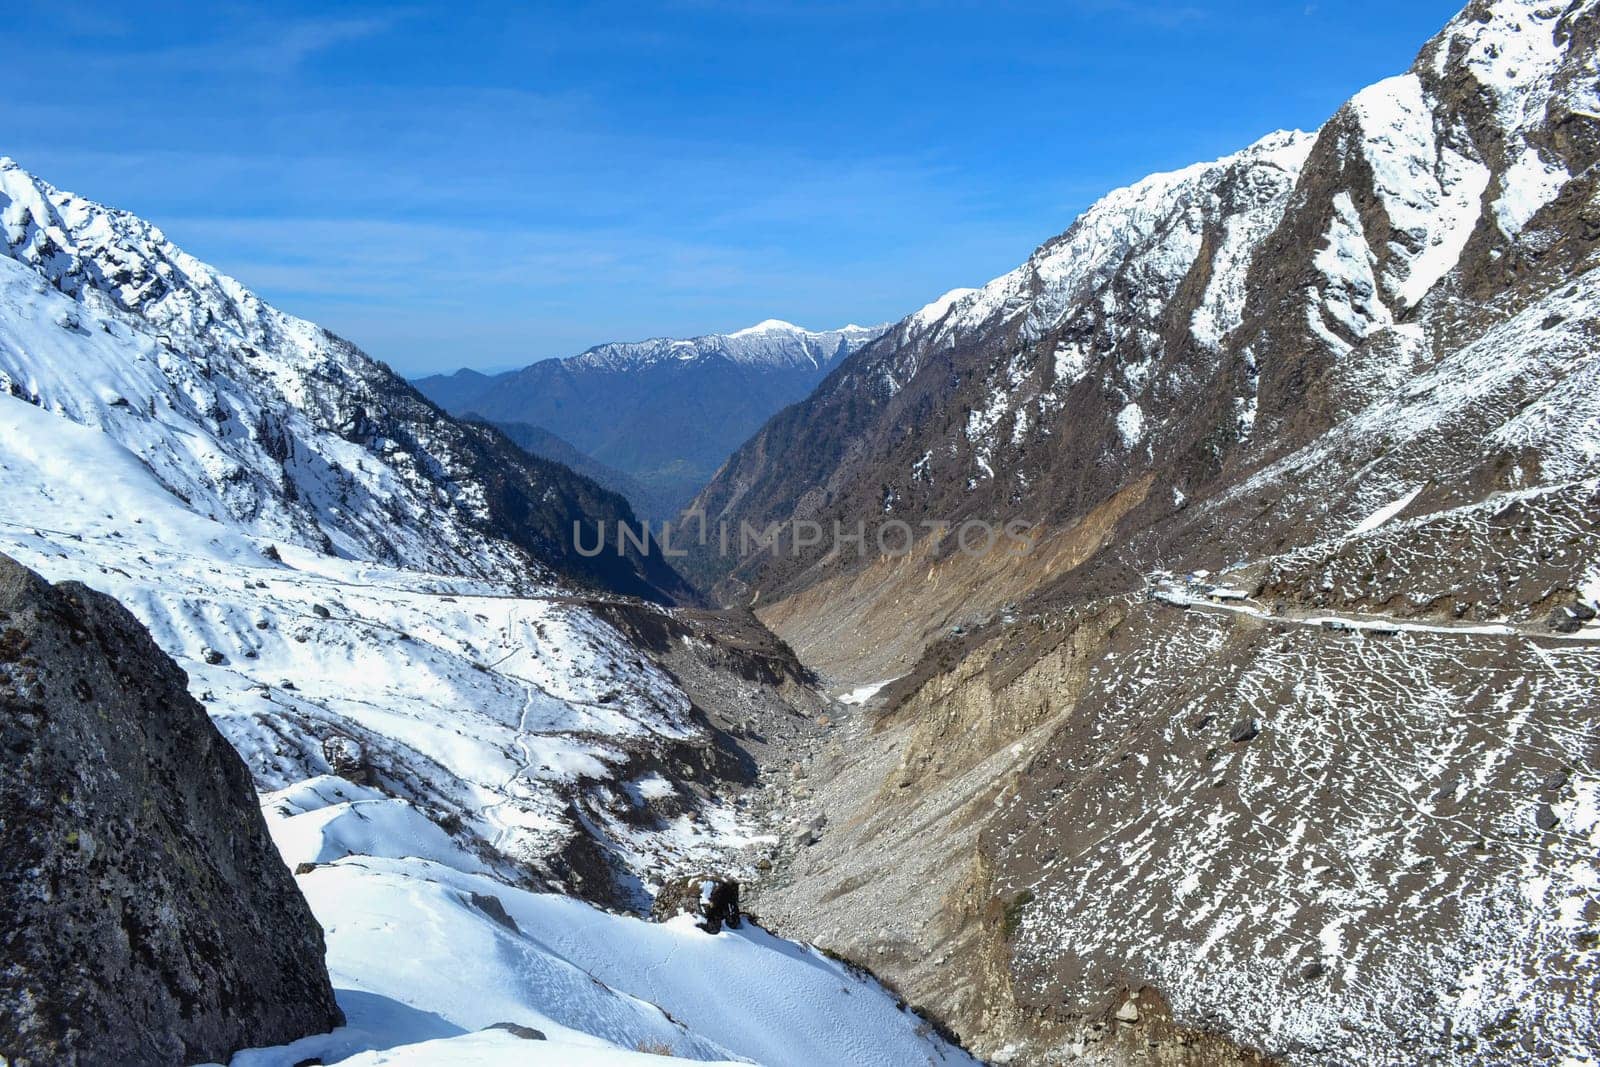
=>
[0,554,342,1066]
[1546,599,1596,633]
[651,875,742,934]
[320,734,374,787]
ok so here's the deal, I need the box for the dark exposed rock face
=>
[0,554,342,1066]
[320,734,374,786]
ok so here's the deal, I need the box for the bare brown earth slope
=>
[699,1,1600,1063]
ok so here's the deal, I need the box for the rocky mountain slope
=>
[687,0,1598,654]
[0,160,973,1065]
[417,320,885,519]
[685,0,1600,1062]
[0,552,341,1066]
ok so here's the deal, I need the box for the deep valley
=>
[2,1,1598,1065]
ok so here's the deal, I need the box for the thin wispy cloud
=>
[64,11,406,75]
[1075,0,1210,27]
[256,14,405,69]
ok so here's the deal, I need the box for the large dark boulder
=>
[651,875,742,934]
[1546,599,1596,634]
[0,554,343,1065]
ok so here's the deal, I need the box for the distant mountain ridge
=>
[416,320,887,519]
[566,319,883,372]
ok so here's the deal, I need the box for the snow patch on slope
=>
[1311,192,1388,351]
[225,852,977,1067]
[1350,483,1425,536]
[909,287,980,331]
[218,780,979,1067]
[1116,403,1146,449]
[1348,73,1490,307]
[1496,146,1569,236]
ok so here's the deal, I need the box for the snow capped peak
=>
[727,317,804,337]
[893,126,1318,361]
[909,287,980,330]
[725,318,883,338]
[565,319,889,372]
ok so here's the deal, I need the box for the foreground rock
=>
[0,553,342,1065]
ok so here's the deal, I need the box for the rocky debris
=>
[0,553,342,1065]
[311,602,332,619]
[1114,999,1140,1024]
[792,812,826,848]
[485,1022,547,1040]
[747,584,1600,1065]
[1228,718,1261,744]
[651,875,742,934]
[1547,600,1596,633]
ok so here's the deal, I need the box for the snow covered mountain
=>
[0,159,973,1065]
[416,320,886,520]
[0,157,690,604]
[565,319,884,374]
[683,1,1600,1063]
[7,0,1598,1060]
[686,0,1599,654]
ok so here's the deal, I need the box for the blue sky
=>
[12,0,1462,376]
